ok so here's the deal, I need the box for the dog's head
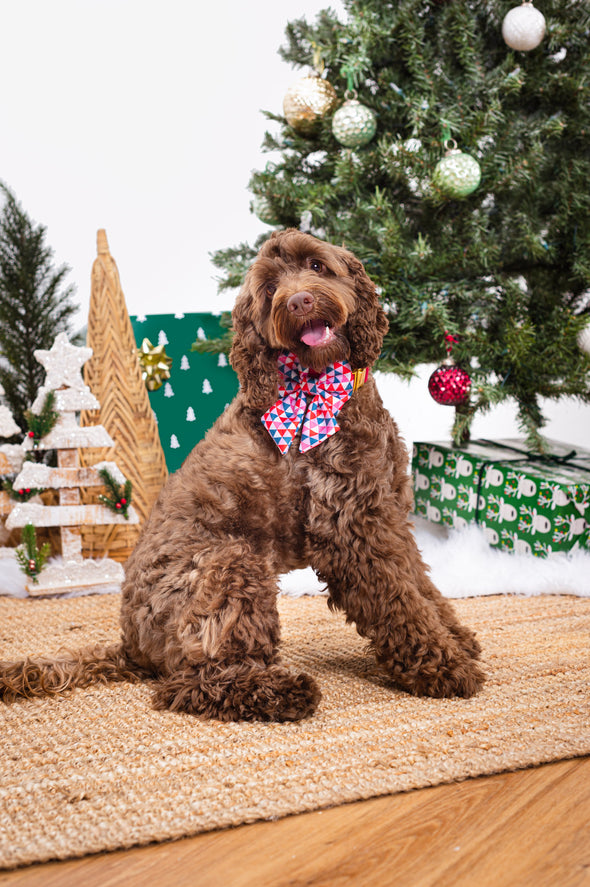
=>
[230,229,388,408]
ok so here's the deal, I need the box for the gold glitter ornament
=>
[432,140,481,198]
[137,338,173,391]
[502,1,546,52]
[283,74,338,135]
[332,95,377,149]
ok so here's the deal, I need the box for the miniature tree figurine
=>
[6,333,138,595]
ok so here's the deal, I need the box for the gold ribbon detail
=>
[137,338,173,391]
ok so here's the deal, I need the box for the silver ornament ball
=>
[502,2,546,52]
[332,99,377,148]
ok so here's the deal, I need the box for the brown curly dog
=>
[0,229,484,721]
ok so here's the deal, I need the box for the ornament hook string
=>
[444,331,459,355]
[341,64,358,96]
[440,120,453,144]
[311,43,325,75]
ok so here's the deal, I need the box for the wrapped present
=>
[131,313,238,473]
[411,439,590,557]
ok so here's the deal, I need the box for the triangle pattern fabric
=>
[262,352,356,454]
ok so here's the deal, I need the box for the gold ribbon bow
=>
[137,338,173,391]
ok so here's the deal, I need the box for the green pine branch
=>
[24,390,59,448]
[190,312,234,356]
[98,467,133,519]
[2,478,43,502]
[15,523,51,584]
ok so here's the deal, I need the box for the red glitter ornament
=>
[428,361,471,406]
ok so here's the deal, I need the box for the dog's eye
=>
[265,283,277,298]
[308,258,325,274]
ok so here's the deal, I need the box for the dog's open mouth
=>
[300,319,337,348]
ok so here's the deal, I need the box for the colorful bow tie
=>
[262,351,356,454]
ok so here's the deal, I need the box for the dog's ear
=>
[230,278,280,410]
[342,252,389,369]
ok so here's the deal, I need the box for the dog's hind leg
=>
[152,660,320,722]
[141,541,321,722]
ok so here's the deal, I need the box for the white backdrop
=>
[1,0,587,449]
[0,0,344,322]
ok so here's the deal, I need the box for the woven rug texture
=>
[1,593,589,869]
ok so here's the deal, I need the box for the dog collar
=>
[352,366,370,392]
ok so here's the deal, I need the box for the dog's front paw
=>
[414,656,485,699]
[387,649,486,699]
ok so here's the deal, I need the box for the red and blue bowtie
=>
[262,351,367,454]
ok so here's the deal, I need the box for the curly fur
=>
[0,229,484,720]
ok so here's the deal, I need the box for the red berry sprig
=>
[97,468,133,519]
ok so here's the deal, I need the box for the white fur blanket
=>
[1,517,588,599]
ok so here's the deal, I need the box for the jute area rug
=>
[1,593,589,870]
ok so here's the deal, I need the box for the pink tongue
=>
[301,320,331,347]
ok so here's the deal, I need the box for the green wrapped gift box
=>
[131,313,238,473]
[411,439,590,557]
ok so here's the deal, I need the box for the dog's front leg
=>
[307,492,485,699]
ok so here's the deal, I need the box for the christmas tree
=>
[6,333,138,595]
[0,184,78,433]
[212,0,590,449]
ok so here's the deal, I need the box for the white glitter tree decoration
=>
[6,333,138,595]
[0,383,23,521]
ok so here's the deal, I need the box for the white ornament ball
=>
[578,323,590,356]
[332,99,377,148]
[502,2,546,52]
[432,149,481,198]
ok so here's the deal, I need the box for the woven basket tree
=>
[79,230,168,562]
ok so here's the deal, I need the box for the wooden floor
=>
[1,756,588,887]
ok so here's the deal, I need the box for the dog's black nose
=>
[287,291,315,316]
